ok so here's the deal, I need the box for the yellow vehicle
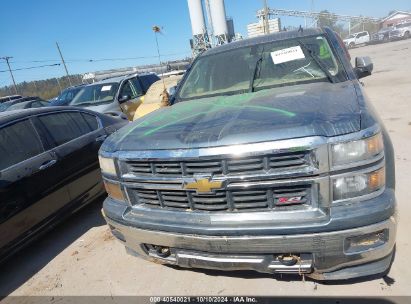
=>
[133,74,184,120]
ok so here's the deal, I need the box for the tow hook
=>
[277,254,299,266]
[154,246,171,258]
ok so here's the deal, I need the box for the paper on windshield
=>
[270,46,305,64]
[101,85,112,91]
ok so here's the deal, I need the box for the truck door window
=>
[0,120,44,171]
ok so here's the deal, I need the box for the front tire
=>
[349,42,355,49]
[404,32,410,39]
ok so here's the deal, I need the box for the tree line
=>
[0,75,83,100]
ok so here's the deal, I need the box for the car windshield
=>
[70,83,119,106]
[347,34,356,38]
[0,102,12,112]
[57,87,81,102]
[178,35,345,101]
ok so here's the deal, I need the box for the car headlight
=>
[332,166,385,201]
[98,155,117,176]
[331,133,383,166]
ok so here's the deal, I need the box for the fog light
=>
[104,181,126,202]
[345,229,388,254]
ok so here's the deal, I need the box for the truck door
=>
[357,32,368,44]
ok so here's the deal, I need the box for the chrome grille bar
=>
[124,151,310,177]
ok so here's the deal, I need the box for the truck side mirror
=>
[354,56,373,79]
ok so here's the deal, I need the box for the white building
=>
[247,18,281,38]
[380,11,411,28]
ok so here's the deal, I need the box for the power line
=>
[0,63,61,73]
[0,51,192,64]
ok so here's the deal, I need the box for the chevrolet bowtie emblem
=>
[183,177,223,194]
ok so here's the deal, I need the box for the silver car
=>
[70,73,160,120]
[389,22,411,40]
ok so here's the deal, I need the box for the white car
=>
[343,31,370,49]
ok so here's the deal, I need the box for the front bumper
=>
[104,213,396,281]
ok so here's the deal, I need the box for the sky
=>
[1,0,410,87]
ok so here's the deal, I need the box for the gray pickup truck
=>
[99,28,396,281]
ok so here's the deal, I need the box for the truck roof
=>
[202,28,324,57]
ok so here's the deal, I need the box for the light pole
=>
[152,25,168,106]
[153,26,166,87]
[1,56,18,94]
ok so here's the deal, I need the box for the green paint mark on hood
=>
[124,90,296,139]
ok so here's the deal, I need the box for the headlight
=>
[331,133,383,166]
[332,167,385,201]
[98,155,117,175]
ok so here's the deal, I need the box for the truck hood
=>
[102,81,361,152]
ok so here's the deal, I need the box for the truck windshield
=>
[178,35,345,101]
[71,83,119,106]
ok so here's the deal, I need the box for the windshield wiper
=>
[296,39,336,83]
[249,57,263,93]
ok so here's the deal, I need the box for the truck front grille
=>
[128,185,312,212]
[124,151,309,177]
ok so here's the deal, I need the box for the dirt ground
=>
[1,39,411,298]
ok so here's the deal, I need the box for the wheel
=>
[349,42,355,49]
[404,32,410,39]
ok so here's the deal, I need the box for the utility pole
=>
[32,80,38,92]
[1,56,18,94]
[55,77,62,93]
[263,0,270,34]
[55,42,72,86]
[152,26,166,89]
